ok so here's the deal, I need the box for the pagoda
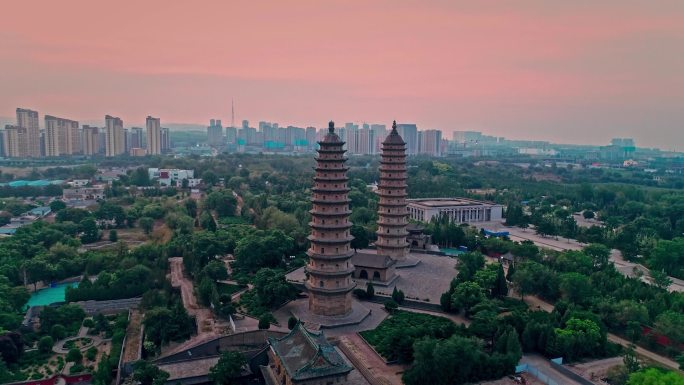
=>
[375,120,409,260]
[305,121,356,316]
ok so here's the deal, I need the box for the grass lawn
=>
[360,310,460,362]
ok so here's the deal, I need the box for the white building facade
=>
[407,198,503,223]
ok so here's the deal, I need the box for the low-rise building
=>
[407,198,503,223]
[63,186,106,201]
[69,179,90,187]
[148,168,195,186]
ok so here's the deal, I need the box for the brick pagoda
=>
[306,121,356,316]
[375,120,409,260]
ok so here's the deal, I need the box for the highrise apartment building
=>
[16,108,41,157]
[225,126,237,144]
[105,115,125,157]
[82,125,100,156]
[396,123,418,155]
[418,129,442,156]
[146,116,161,155]
[130,127,144,149]
[161,127,170,153]
[44,115,80,156]
[207,119,223,146]
[2,125,27,158]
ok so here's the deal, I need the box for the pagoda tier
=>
[375,121,409,260]
[305,121,356,316]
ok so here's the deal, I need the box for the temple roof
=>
[268,323,352,381]
[383,120,406,145]
[352,251,397,269]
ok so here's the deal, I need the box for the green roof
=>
[268,323,352,381]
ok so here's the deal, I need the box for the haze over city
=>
[1,1,683,149]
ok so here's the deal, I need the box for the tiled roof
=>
[268,323,352,381]
[352,251,396,269]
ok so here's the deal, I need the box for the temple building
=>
[262,323,353,385]
[305,121,356,316]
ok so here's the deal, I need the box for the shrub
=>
[384,300,399,313]
[66,348,82,363]
[38,336,54,353]
[287,316,298,330]
[86,347,97,361]
[50,324,66,340]
[353,288,368,299]
[82,319,95,328]
[258,315,271,330]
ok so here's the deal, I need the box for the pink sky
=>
[1,1,683,149]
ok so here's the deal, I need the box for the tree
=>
[66,348,82,363]
[200,211,217,232]
[288,317,298,330]
[109,229,118,242]
[350,225,370,250]
[366,282,375,299]
[654,311,684,345]
[650,269,672,290]
[209,351,246,385]
[38,336,54,353]
[184,199,198,217]
[205,191,237,218]
[252,268,297,307]
[86,346,98,361]
[79,218,100,244]
[0,332,23,364]
[202,260,229,281]
[130,168,151,186]
[627,368,684,385]
[139,216,154,235]
[132,361,170,385]
[202,171,219,186]
[583,210,595,220]
[649,238,684,278]
[493,264,508,298]
[623,345,640,373]
[258,315,271,330]
[384,300,398,313]
[559,272,594,305]
[451,282,485,317]
[392,287,405,304]
[50,200,67,212]
[584,243,611,270]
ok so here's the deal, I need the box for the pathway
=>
[52,326,102,354]
[122,309,143,363]
[521,354,585,385]
[164,257,231,356]
[397,306,471,326]
[338,333,404,385]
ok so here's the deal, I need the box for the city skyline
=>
[1,1,682,150]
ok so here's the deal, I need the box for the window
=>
[321,247,325,253]
[319,281,324,287]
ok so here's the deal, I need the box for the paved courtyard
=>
[286,252,459,305]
